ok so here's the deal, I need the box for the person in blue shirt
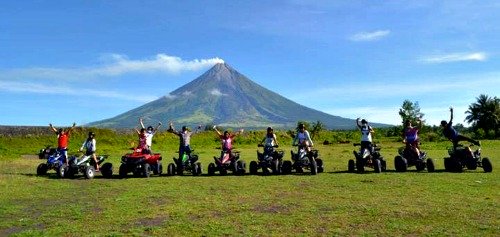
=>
[441,107,480,149]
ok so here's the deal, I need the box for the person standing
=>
[49,122,76,165]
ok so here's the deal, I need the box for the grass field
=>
[0,131,498,236]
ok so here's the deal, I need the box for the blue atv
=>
[36,150,67,177]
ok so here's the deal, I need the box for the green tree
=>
[399,100,425,125]
[310,120,326,139]
[465,94,500,138]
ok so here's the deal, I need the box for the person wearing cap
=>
[168,122,202,161]
[214,125,244,158]
[79,131,99,171]
[292,123,313,152]
[441,107,480,149]
[139,118,162,153]
[356,118,374,152]
[49,122,76,165]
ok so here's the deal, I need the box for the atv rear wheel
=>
[101,163,113,178]
[249,161,258,175]
[142,163,151,178]
[355,158,364,173]
[84,166,95,179]
[482,158,492,172]
[282,160,292,174]
[426,158,435,172]
[237,160,246,175]
[316,158,324,173]
[394,156,407,172]
[348,159,355,173]
[167,163,176,176]
[37,163,48,176]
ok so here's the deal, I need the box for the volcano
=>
[88,63,359,129]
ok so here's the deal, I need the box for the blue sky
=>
[1,0,499,127]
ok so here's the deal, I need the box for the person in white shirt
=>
[139,118,162,153]
[292,123,313,152]
[79,132,99,171]
[356,118,374,151]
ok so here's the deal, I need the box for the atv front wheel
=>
[101,163,113,178]
[426,159,435,172]
[316,158,324,173]
[394,156,407,172]
[348,159,355,173]
[57,164,68,178]
[310,159,318,175]
[482,158,492,172]
[374,159,381,173]
[282,160,292,174]
[207,163,215,176]
[119,164,128,178]
[237,160,246,175]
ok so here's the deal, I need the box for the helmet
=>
[440,120,447,126]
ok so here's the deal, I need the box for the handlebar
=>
[258,144,279,148]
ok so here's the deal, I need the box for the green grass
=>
[0,131,498,236]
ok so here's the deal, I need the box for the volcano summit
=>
[88,63,357,129]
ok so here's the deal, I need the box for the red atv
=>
[207,148,246,175]
[119,147,163,178]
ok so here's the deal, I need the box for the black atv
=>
[207,149,246,176]
[249,145,284,175]
[348,143,386,173]
[282,145,323,175]
[444,144,492,172]
[394,145,435,172]
[167,150,202,176]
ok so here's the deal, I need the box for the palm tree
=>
[465,94,500,138]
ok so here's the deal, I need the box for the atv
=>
[166,150,202,176]
[119,147,163,178]
[207,149,246,175]
[394,145,435,172]
[249,145,284,175]
[348,143,386,173]
[36,150,67,177]
[282,144,323,175]
[444,144,492,173]
[65,153,113,179]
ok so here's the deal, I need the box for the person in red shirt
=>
[49,123,76,165]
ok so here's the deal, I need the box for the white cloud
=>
[210,88,226,96]
[0,81,157,102]
[349,30,391,42]
[421,52,487,63]
[0,54,225,80]
[92,54,225,76]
